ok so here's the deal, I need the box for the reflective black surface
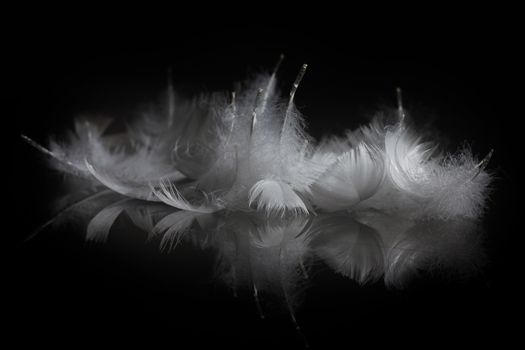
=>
[7,24,519,348]
[9,176,508,348]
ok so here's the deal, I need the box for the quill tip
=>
[20,134,36,146]
[477,149,494,170]
[20,134,55,158]
[396,87,406,122]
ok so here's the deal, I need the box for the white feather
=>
[151,179,224,213]
[384,126,437,196]
[310,143,385,211]
[86,199,130,242]
[248,179,310,216]
[152,210,211,251]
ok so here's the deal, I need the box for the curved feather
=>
[85,141,186,201]
[311,143,385,211]
[151,210,210,251]
[248,179,310,216]
[151,179,224,213]
[384,127,436,196]
[86,199,131,242]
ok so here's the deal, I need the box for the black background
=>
[6,12,520,348]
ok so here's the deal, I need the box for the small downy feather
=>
[249,179,310,216]
[151,178,224,213]
[85,131,186,200]
[310,143,385,212]
[22,118,110,179]
[246,64,312,215]
[384,125,437,197]
[418,149,493,219]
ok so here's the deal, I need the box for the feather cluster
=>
[23,59,492,221]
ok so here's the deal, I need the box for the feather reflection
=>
[33,188,485,334]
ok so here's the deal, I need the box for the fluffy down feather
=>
[310,143,385,211]
[249,179,310,216]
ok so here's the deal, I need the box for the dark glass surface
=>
[7,24,518,348]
